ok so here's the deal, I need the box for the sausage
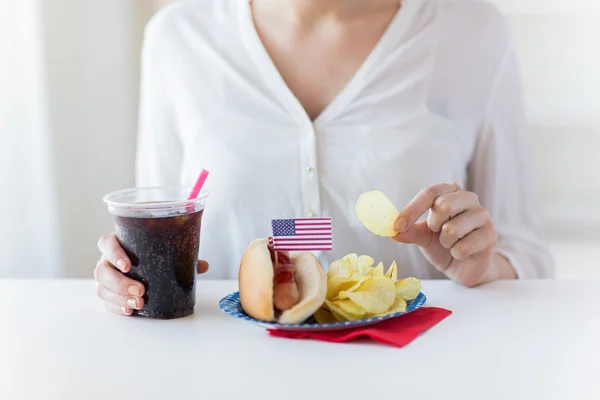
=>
[268,246,300,311]
[269,247,291,265]
[273,264,300,311]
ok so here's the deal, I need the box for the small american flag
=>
[270,218,332,251]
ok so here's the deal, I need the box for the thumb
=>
[391,220,433,247]
[393,222,454,272]
[197,259,209,274]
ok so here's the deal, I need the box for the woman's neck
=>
[251,0,400,27]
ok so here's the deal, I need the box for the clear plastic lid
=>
[103,187,209,218]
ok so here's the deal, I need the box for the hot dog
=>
[268,246,301,311]
[238,238,327,324]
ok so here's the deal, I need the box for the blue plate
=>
[219,291,427,331]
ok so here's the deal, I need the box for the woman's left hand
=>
[392,182,515,287]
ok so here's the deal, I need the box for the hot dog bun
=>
[238,238,327,324]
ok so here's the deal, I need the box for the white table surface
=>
[1,279,599,400]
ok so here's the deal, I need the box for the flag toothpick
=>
[270,217,332,252]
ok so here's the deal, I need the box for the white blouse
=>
[135,0,555,280]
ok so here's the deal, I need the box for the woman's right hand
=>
[95,233,209,316]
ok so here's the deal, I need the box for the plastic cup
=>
[103,187,209,319]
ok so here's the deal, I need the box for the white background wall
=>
[495,1,600,278]
[1,0,598,279]
[40,0,155,277]
[495,1,600,277]
[505,9,600,235]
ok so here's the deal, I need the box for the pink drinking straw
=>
[185,169,209,213]
[188,169,210,200]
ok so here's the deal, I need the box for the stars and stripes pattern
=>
[270,218,332,251]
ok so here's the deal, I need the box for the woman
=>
[95,0,554,315]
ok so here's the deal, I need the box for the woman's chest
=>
[170,48,483,205]
[176,97,474,217]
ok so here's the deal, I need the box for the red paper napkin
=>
[267,307,451,348]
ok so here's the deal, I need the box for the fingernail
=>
[121,307,132,315]
[117,258,127,270]
[128,285,140,296]
[127,298,138,308]
[395,218,407,232]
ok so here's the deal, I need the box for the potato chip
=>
[327,259,352,279]
[325,300,364,321]
[395,277,421,301]
[368,262,384,276]
[314,307,338,324]
[334,299,366,317]
[340,277,395,314]
[342,253,359,271]
[355,191,399,237]
[321,254,422,324]
[327,276,359,300]
[335,276,371,300]
[329,310,347,322]
[384,260,398,281]
[389,297,407,313]
[357,255,374,275]
[374,297,407,317]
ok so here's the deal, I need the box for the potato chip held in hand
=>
[355,190,399,237]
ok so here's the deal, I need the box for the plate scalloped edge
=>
[218,291,427,332]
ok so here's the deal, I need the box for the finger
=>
[391,220,434,247]
[394,183,461,233]
[97,283,144,310]
[427,191,481,233]
[450,223,498,261]
[444,253,490,288]
[97,233,131,273]
[104,302,134,316]
[95,259,145,297]
[439,207,491,249]
[197,259,209,274]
